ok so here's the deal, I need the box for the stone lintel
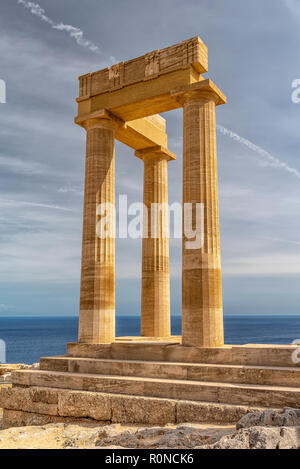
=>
[171,78,227,106]
[74,109,124,129]
[77,68,203,122]
[77,37,208,101]
[75,76,225,122]
[75,110,169,151]
[135,145,176,161]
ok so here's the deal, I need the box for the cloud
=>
[0,198,74,212]
[217,124,300,180]
[0,229,81,283]
[0,304,9,311]
[284,0,300,16]
[261,236,300,246]
[17,0,102,54]
[224,253,300,277]
[57,187,83,196]
[0,155,48,176]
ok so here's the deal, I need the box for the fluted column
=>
[135,146,176,338]
[181,88,224,347]
[78,116,118,344]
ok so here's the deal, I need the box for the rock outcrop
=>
[236,407,300,429]
[201,426,300,449]
[0,422,234,450]
[1,407,300,449]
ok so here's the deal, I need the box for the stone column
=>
[135,146,176,338]
[78,115,118,344]
[181,85,224,347]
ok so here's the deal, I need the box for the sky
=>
[0,0,300,317]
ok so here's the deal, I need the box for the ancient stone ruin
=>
[1,37,299,428]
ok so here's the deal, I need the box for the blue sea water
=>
[0,315,300,364]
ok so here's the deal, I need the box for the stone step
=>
[40,356,300,388]
[11,369,300,408]
[66,342,300,367]
[0,385,268,426]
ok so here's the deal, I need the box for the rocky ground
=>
[0,407,299,449]
[0,363,39,385]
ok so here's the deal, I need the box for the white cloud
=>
[0,197,74,212]
[284,0,300,16]
[224,254,300,277]
[57,187,83,196]
[261,236,300,246]
[0,230,81,283]
[0,155,48,176]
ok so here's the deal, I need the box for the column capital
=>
[135,145,176,162]
[171,79,226,106]
[75,109,124,132]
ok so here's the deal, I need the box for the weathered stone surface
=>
[136,147,175,338]
[1,386,111,421]
[0,374,11,384]
[75,38,225,347]
[11,368,300,408]
[76,38,209,121]
[0,365,22,376]
[0,420,107,448]
[78,117,117,344]
[182,87,224,348]
[62,425,107,449]
[0,387,58,415]
[237,407,300,430]
[0,421,234,449]
[1,408,109,431]
[2,409,72,430]
[2,414,300,449]
[177,400,265,425]
[0,363,39,384]
[21,363,40,370]
[58,390,111,421]
[202,426,300,450]
[110,394,176,425]
[95,423,232,449]
[66,343,299,367]
[1,386,178,426]
[78,37,208,99]
[2,385,268,427]
[41,355,300,387]
[5,346,300,430]
[4,420,299,450]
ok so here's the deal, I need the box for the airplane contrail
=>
[217,124,300,180]
[17,0,101,54]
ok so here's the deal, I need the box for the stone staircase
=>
[1,342,300,428]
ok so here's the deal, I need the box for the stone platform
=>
[1,341,300,429]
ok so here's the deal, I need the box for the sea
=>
[0,315,300,364]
